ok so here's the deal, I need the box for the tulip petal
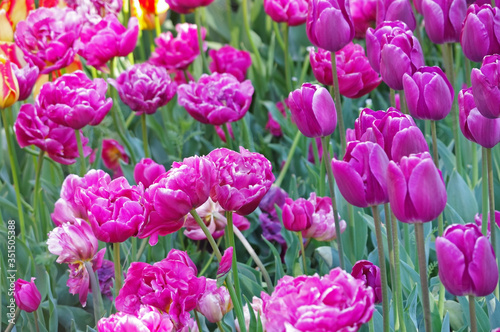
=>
[331,159,368,207]
[436,237,471,296]
[469,236,499,296]
[387,161,409,222]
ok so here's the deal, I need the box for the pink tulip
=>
[351,260,383,304]
[302,193,346,241]
[97,305,177,331]
[197,279,233,323]
[209,45,252,82]
[282,197,314,232]
[133,158,166,189]
[350,0,377,38]
[101,139,129,178]
[165,0,214,13]
[14,278,41,313]
[263,0,309,26]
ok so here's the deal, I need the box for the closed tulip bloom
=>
[332,141,390,208]
[0,55,18,108]
[166,0,214,13]
[436,223,498,296]
[133,158,166,189]
[309,44,382,99]
[218,247,233,277]
[264,0,309,26]
[403,66,454,120]
[351,260,382,304]
[14,278,41,313]
[11,62,38,102]
[197,279,233,323]
[178,72,254,126]
[474,211,500,237]
[288,83,337,138]
[208,147,275,215]
[302,192,346,241]
[421,0,467,44]
[350,0,377,38]
[461,5,500,63]
[306,0,355,52]
[282,197,314,232]
[377,0,416,31]
[14,7,82,74]
[209,45,252,82]
[387,152,447,223]
[109,62,177,115]
[459,87,500,148]
[471,54,500,118]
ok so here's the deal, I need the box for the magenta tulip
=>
[302,192,346,241]
[421,0,467,44]
[14,278,41,313]
[209,45,252,82]
[282,197,314,232]
[264,0,309,26]
[474,211,500,237]
[471,54,500,118]
[350,0,377,38]
[11,63,38,101]
[377,0,416,31]
[97,305,176,331]
[461,4,500,63]
[165,0,215,13]
[133,158,166,189]
[351,260,382,304]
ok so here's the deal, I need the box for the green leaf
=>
[446,171,478,223]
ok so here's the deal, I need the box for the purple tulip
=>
[282,197,315,232]
[178,72,254,126]
[332,141,390,208]
[403,66,454,120]
[421,0,467,44]
[350,0,378,38]
[165,0,215,13]
[461,5,500,63]
[459,87,500,148]
[471,54,500,119]
[436,223,498,296]
[306,0,355,52]
[209,45,252,82]
[288,83,337,138]
[97,259,115,302]
[77,15,138,71]
[351,260,383,304]
[109,63,177,115]
[11,63,39,101]
[133,158,166,189]
[474,211,500,237]
[14,278,41,313]
[309,44,382,99]
[264,0,309,26]
[387,152,447,223]
[377,0,416,31]
[38,71,112,130]
[366,21,424,90]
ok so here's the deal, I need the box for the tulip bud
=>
[197,279,233,323]
[474,211,500,238]
[402,66,454,120]
[264,0,309,26]
[0,55,19,108]
[351,260,382,304]
[217,247,233,278]
[14,278,42,312]
[436,223,498,296]
[165,0,215,13]
[11,63,38,102]
[306,0,355,52]
[421,0,467,44]
[133,158,166,189]
[387,152,447,223]
[461,4,500,63]
[288,83,337,138]
[302,192,346,241]
[471,54,500,119]
[282,197,314,231]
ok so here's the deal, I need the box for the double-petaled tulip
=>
[133,158,166,189]
[350,0,377,38]
[65,0,122,23]
[436,223,498,296]
[197,279,233,323]
[109,62,177,115]
[421,0,467,44]
[471,54,500,118]
[459,87,500,148]
[366,21,424,90]
[208,147,275,215]
[306,0,355,52]
[351,260,382,304]
[403,66,454,120]
[282,197,314,232]
[11,63,38,102]
[165,0,214,13]
[101,139,129,178]
[264,0,309,26]
[178,72,254,125]
[149,23,206,70]
[377,0,416,31]
[0,55,18,108]
[77,15,139,71]
[387,152,447,223]
[332,141,390,208]
[14,7,82,74]
[288,83,337,138]
[302,192,346,241]
[209,45,252,82]
[309,44,382,99]
[14,278,41,313]
[461,5,500,63]
[97,305,176,331]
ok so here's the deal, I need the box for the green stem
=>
[465,58,472,87]
[1,108,26,241]
[282,23,292,92]
[5,307,20,332]
[330,52,346,156]
[142,114,150,158]
[180,14,186,23]
[75,129,86,176]
[272,22,286,56]
[216,320,226,332]
[223,123,233,150]
[390,88,396,108]
[482,147,489,237]
[384,204,397,330]
[154,14,161,37]
[84,261,103,323]
[33,150,45,238]
[391,212,406,332]
[431,121,439,166]
[242,0,263,75]
[371,205,390,332]
[225,273,247,332]
[113,243,122,294]
[400,93,407,114]
[368,317,375,332]
[347,204,356,263]
[414,223,432,332]
[472,143,478,189]
[195,8,209,73]
[226,0,235,47]
[190,209,222,260]
[275,130,301,187]
[487,148,500,299]
[33,310,40,332]
[469,295,478,332]
[297,231,307,274]
[403,223,410,257]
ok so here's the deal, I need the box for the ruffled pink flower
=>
[302,192,346,241]
[134,158,166,189]
[77,15,139,71]
[101,139,129,178]
[209,45,252,82]
[14,278,41,313]
[66,0,122,24]
[197,278,232,323]
[350,0,377,38]
[149,23,206,70]
[263,0,309,26]
[208,147,275,215]
[97,305,176,331]
[178,72,254,126]
[165,0,215,14]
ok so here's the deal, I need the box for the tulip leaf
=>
[437,140,456,178]
[458,296,490,332]
[261,237,284,285]
[406,285,419,330]
[440,312,450,332]
[486,294,500,328]
[446,171,478,223]
[45,271,58,332]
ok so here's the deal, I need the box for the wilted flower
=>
[209,45,252,82]
[197,279,233,323]
[14,278,41,313]
[165,0,214,13]
[134,158,166,189]
[263,0,309,26]
[351,260,382,304]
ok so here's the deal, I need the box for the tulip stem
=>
[223,123,233,150]
[275,130,301,188]
[330,52,346,156]
[391,212,406,332]
[297,231,307,274]
[347,204,356,263]
[84,261,103,323]
[1,108,26,241]
[242,0,263,76]
[33,310,40,332]
[487,148,500,299]
[33,150,45,238]
[195,8,209,74]
[216,320,226,332]
[5,307,20,332]
[322,136,345,269]
[154,14,161,37]
[469,295,478,332]
[384,204,398,330]
[472,143,478,189]
[390,88,396,108]
[400,93,407,114]
[74,130,86,176]
[282,23,293,93]
[414,223,432,332]
[371,205,390,332]
[190,209,222,260]
[113,243,122,295]
[141,114,150,158]
[431,121,439,166]
[482,148,489,237]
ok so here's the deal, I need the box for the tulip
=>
[208,147,275,215]
[282,197,314,232]
[288,83,337,138]
[11,62,38,102]
[165,0,214,13]
[178,72,254,126]
[377,0,416,31]
[387,152,447,223]
[471,54,500,119]
[97,259,115,302]
[351,260,383,304]
[14,7,82,74]
[403,66,454,120]
[197,279,233,323]
[14,278,41,312]
[218,247,233,277]
[101,139,129,177]
[350,0,377,38]
[0,55,18,108]
[0,9,13,42]
[98,305,175,331]
[307,0,354,52]
[436,223,498,296]
[0,0,35,31]
[332,141,390,208]
[259,186,289,248]
[461,5,500,63]
[133,158,166,189]
[302,192,346,241]
[474,211,500,237]
[149,23,206,70]
[309,44,382,99]
[263,0,309,26]
[109,63,176,116]
[458,87,500,149]
[65,0,122,23]
[0,43,25,68]
[131,0,168,30]
[421,0,467,44]
[209,45,252,82]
